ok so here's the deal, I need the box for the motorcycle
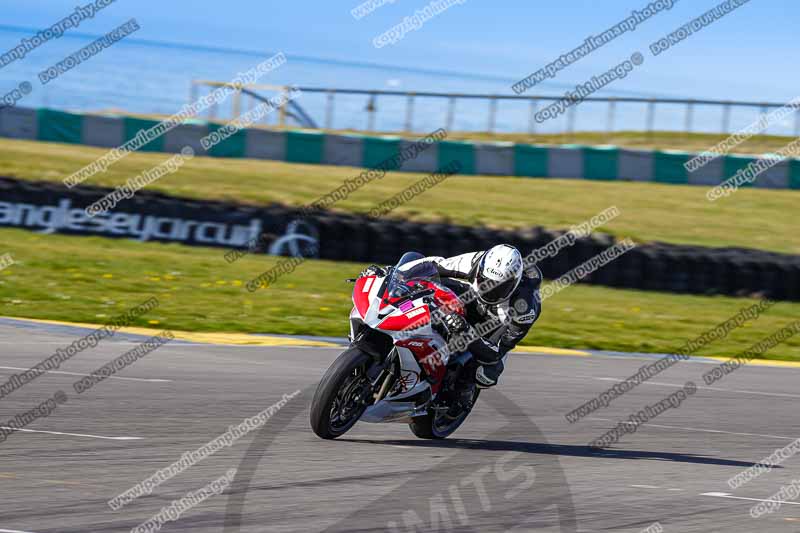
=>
[310,252,480,440]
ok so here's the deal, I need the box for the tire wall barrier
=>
[3,107,800,189]
[1,177,798,301]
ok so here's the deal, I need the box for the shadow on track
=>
[338,437,777,469]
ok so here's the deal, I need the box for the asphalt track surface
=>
[1,321,800,532]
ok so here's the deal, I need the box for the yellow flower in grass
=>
[148,320,160,325]
[200,282,212,288]
[148,277,161,282]
[102,274,113,279]
[319,307,331,312]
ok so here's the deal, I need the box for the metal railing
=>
[190,80,800,136]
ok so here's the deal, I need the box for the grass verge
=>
[1,228,798,361]
[1,138,798,254]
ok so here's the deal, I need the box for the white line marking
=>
[0,528,43,533]
[593,377,800,399]
[0,366,171,383]
[590,418,796,440]
[0,427,142,440]
[631,484,660,489]
[701,492,800,506]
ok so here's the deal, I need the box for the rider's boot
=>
[475,359,505,389]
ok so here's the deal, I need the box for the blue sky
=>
[1,0,797,103]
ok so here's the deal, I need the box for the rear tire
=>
[409,388,480,439]
[310,347,372,439]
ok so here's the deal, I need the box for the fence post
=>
[232,88,241,120]
[685,100,694,133]
[721,102,731,133]
[278,86,287,127]
[367,92,377,132]
[528,99,537,134]
[446,97,456,131]
[325,90,335,129]
[209,95,218,121]
[646,99,656,137]
[606,98,616,137]
[488,96,497,133]
[405,93,415,133]
[566,105,576,142]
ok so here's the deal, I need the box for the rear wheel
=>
[310,347,373,439]
[409,387,480,439]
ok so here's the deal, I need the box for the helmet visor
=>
[476,271,517,304]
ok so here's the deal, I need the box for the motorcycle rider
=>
[361,244,542,388]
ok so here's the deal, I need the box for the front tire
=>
[310,347,373,439]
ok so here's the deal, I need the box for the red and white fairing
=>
[349,272,464,422]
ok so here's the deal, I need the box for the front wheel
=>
[409,387,480,439]
[310,347,373,439]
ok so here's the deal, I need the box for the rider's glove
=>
[360,265,388,278]
[441,312,468,337]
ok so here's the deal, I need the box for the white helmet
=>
[472,244,524,305]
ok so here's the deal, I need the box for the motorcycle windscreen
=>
[386,259,440,300]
